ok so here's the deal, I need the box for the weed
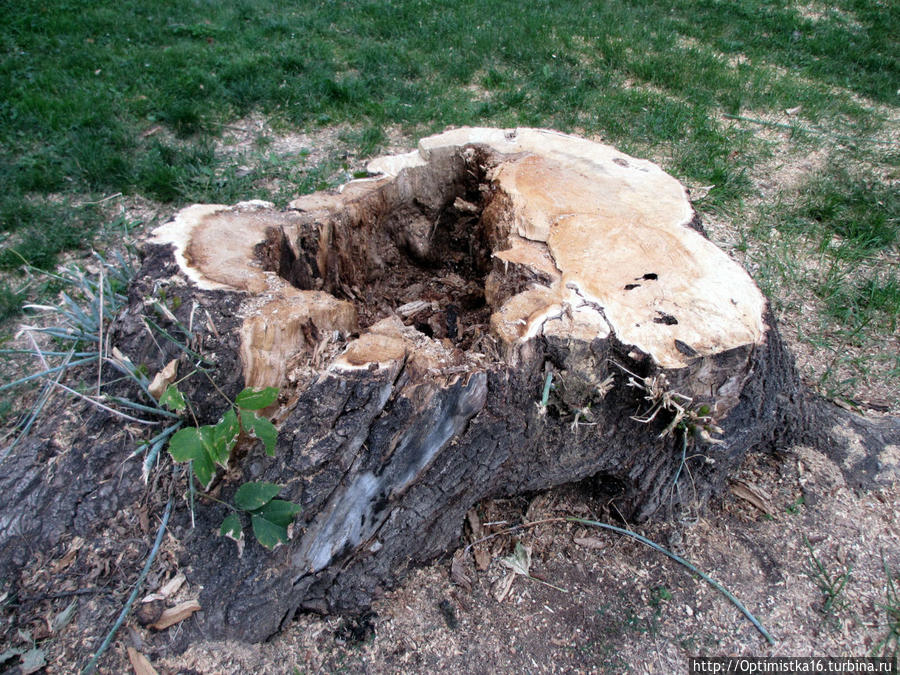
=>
[164,383,300,550]
[650,585,673,609]
[803,537,851,626]
[873,556,900,658]
[0,254,299,552]
[786,496,805,515]
[793,164,898,256]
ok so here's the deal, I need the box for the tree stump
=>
[1,128,897,649]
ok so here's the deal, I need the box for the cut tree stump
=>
[1,128,897,650]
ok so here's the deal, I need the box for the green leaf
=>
[250,513,288,550]
[192,452,215,488]
[253,499,301,528]
[241,410,278,456]
[168,427,204,463]
[215,408,241,450]
[197,425,224,466]
[235,386,278,410]
[219,513,243,541]
[234,482,281,511]
[159,384,186,412]
[211,408,241,466]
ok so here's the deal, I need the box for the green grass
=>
[804,537,852,627]
[875,557,900,657]
[0,0,897,405]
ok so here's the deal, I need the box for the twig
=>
[80,192,123,206]
[18,588,102,606]
[567,516,775,645]
[81,497,173,675]
[97,266,104,397]
[464,517,566,553]
[723,114,893,145]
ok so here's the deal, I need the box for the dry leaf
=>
[493,571,515,602]
[51,600,77,633]
[730,480,775,517]
[143,572,186,604]
[20,648,46,675]
[450,550,471,592]
[499,542,531,577]
[149,600,201,630]
[573,536,606,550]
[127,647,159,675]
[525,494,548,522]
[474,547,491,571]
[148,359,178,400]
[51,536,84,573]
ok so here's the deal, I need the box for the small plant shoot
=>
[167,386,279,487]
[221,482,302,551]
[165,386,300,549]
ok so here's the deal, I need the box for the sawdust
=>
[144,446,899,674]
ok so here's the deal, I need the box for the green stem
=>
[567,516,775,645]
[81,497,174,674]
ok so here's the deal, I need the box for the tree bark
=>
[1,128,897,650]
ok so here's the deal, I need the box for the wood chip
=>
[493,571,515,603]
[730,480,775,517]
[466,508,483,539]
[149,600,201,630]
[396,300,431,317]
[159,572,186,598]
[142,572,186,604]
[474,547,492,571]
[127,647,159,675]
[450,550,471,593]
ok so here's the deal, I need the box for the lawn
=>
[1,0,897,404]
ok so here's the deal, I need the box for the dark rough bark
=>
[0,129,897,655]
